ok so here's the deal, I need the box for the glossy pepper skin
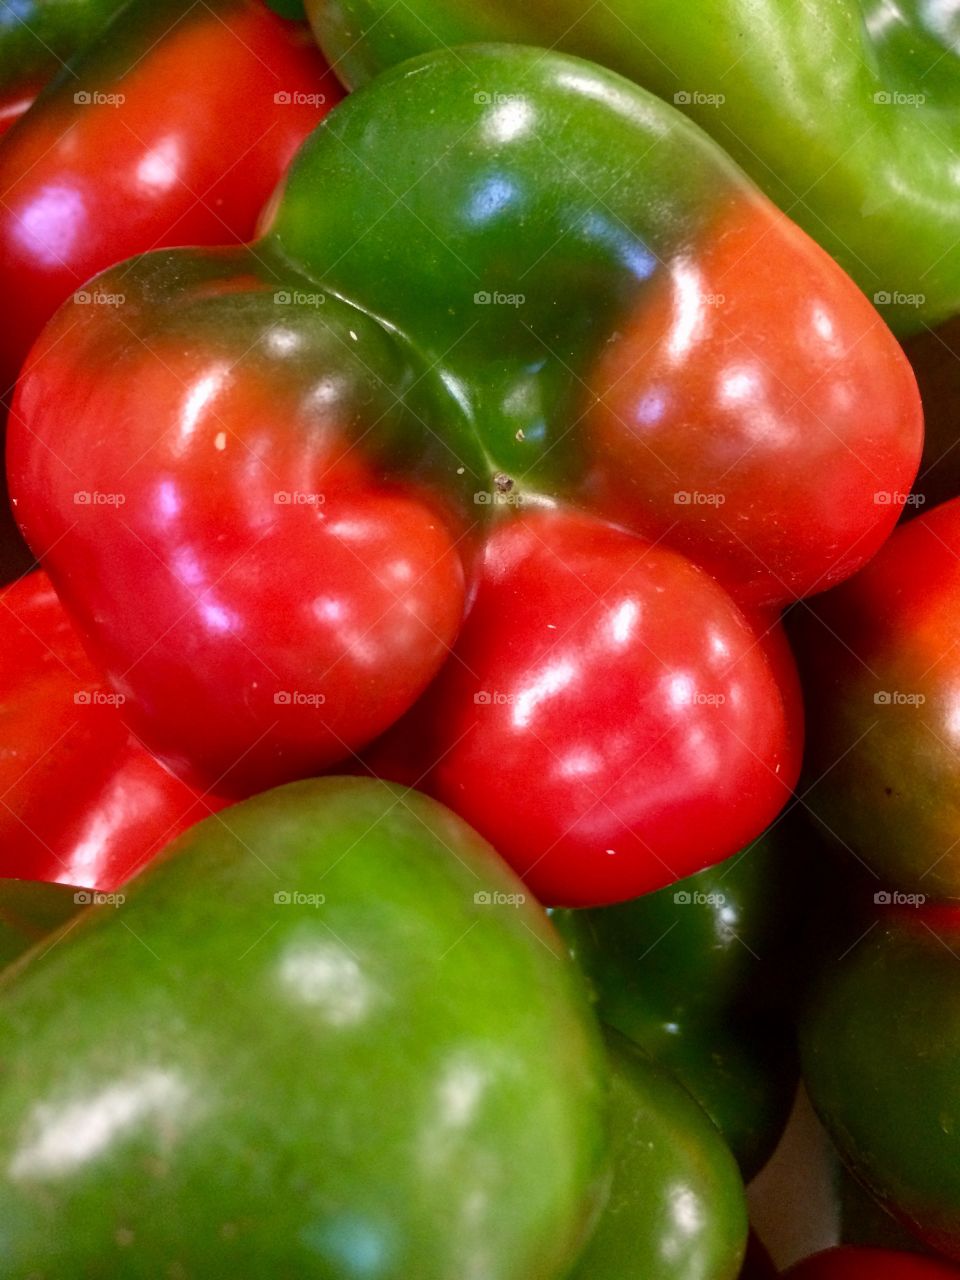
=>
[568,1033,747,1280]
[0,570,221,889]
[0,776,608,1278]
[9,46,922,906]
[801,908,960,1260]
[0,0,342,394]
[796,497,960,900]
[552,830,800,1179]
[306,0,960,333]
[786,1250,960,1279]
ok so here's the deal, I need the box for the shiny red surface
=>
[9,347,467,794]
[0,1,342,391]
[0,570,221,889]
[370,510,803,907]
[587,202,923,607]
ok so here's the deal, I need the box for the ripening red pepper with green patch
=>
[796,496,960,900]
[8,44,922,907]
[0,0,342,393]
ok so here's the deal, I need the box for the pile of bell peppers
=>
[1,0,960,1275]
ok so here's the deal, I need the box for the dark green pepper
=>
[0,0,125,108]
[553,831,799,1179]
[569,1033,747,1279]
[801,907,960,1261]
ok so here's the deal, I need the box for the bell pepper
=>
[0,775,608,1277]
[795,496,960,899]
[0,0,124,111]
[9,45,922,907]
[0,877,83,969]
[0,570,221,889]
[801,906,960,1261]
[786,1249,960,1279]
[304,0,960,333]
[568,1032,747,1280]
[0,0,343,393]
[552,828,800,1179]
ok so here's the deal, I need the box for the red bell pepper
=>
[0,0,342,393]
[0,570,221,889]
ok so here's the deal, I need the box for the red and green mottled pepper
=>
[796,497,960,900]
[9,44,921,906]
[305,0,960,332]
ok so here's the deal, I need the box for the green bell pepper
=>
[0,0,125,106]
[568,1033,748,1279]
[0,777,609,1278]
[801,907,960,1261]
[553,831,799,1179]
[0,878,81,970]
[304,0,960,332]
